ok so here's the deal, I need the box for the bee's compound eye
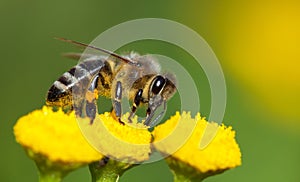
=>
[151,75,166,95]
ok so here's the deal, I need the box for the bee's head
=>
[129,73,177,126]
[142,74,176,126]
[149,74,177,101]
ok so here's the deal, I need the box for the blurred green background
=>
[1,0,300,181]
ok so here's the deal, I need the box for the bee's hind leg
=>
[86,100,97,124]
[84,75,99,124]
[112,81,124,124]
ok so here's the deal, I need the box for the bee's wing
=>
[62,52,96,60]
[56,37,136,64]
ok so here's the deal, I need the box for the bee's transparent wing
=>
[62,53,96,60]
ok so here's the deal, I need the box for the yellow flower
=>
[79,112,152,163]
[14,106,103,164]
[14,106,152,181]
[14,106,106,181]
[78,112,152,182]
[152,112,241,180]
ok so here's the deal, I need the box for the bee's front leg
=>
[112,81,124,124]
[148,100,166,127]
[128,89,143,123]
[144,98,166,127]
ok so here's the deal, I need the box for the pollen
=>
[79,112,152,163]
[94,89,99,99]
[152,112,241,173]
[13,106,103,164]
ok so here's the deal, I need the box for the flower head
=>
[79,112,152,163]
[14,106,105,181]
[14,106,103,164]
[152,112,241,180]
[14,106,152,181]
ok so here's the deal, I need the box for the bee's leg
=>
[128,89,143,123]
[85,96,97,124]
[85,75,99,124]
[144,99,166,127]
[112,81,124,124]
[148,100,166,127]
[144,107,154,126]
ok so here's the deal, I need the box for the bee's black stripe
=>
[68,67,76,76]
[58,75,72,86]
[47,84,66,102]
[47,57,106,109]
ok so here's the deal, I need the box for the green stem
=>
[90,163,119,182]
[173,172,191,182]
[38,170,62,182]
[89,158,136,182]
[172,170,203,182]
[26,149,79,182]
[167,157,206,182]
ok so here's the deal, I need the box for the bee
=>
[46,38,177,127]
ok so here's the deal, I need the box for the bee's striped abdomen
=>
[46,57,106,108]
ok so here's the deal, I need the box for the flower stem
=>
[89,157,136,182]
[173,172,191,182]
[38,170,62,182]
[173,172,202,182]
[90,163,119,182]
[32,153,74,182]
[167,157,205,182]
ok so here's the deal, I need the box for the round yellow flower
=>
[14,106,152,181]
[79,112,152,163]
[14,106,103,164]
[152,112,241,175]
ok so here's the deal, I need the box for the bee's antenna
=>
[55,37,134,64]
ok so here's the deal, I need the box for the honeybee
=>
[46,38,177,127]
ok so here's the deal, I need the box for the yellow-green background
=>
[1,0,299,181]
